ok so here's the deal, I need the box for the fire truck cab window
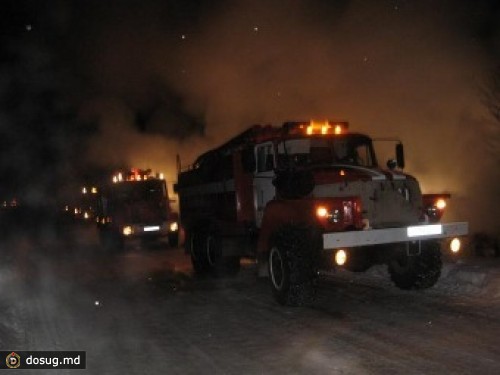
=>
[334,140,374,167]
[112,180,165,203]
[256,144,274,172]
[277,139,319,167]
[277,136,376,168]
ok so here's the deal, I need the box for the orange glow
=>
[114,169,166,183]
[316,206,329,218]
[286,120,348,136]
[304,120,347,136]
[435,199,447,210]
[340,169,346,176]
[307,120,331,135]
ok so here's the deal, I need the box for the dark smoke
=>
[0,1,87,207]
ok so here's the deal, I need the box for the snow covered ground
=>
[328,255,500,302]
[1,226,500,374]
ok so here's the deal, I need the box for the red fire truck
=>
[97,168,179,249]
[175,121,468,305]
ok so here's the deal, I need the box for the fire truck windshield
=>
[276,135,377,168]
[112,179,166,202]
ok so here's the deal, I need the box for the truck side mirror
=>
[241,148,256,173]
[396,143,405,169]
[386,159,397,170]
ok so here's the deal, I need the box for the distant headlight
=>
[169,222,179,232]
[123,226,133,236]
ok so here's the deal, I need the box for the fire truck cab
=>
[176,121,468,305]
[97,168,179,249]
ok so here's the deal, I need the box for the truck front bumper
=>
[323,222,468,249]
[123,223,169,238]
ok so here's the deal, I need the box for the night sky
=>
[1,0,499,233]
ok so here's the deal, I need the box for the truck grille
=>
[313,178,422,229]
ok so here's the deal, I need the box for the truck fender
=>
[256,200,318,256]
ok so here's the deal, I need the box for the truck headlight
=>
[450,237,461,253]
[335,249,347,266]
[169,222,179,232]
[315,205,344,224]
[425,198,448,222]
[316,206,328,218]
[435,199,446,210]
[123,226,133,236]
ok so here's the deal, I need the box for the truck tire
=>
[189,230,211,274]
[388,241,442,290]
[344,249,373,273]
[268,225,318,306]
[206,232,240,276]
[190,230,240,276]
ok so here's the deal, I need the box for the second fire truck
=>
[175,121,468,305]
[97,168,179,249]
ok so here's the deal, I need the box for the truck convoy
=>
[175,121,468,306]
[96,168,179,249]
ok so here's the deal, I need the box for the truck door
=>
[254,142,276,227]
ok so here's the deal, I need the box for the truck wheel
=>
[388,241,442,290]
[206,233,240,276]
[189,231,210,274]
[268,225,318,306]
[344,250,373,272]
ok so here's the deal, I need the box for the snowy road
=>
[1,225,500,374]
